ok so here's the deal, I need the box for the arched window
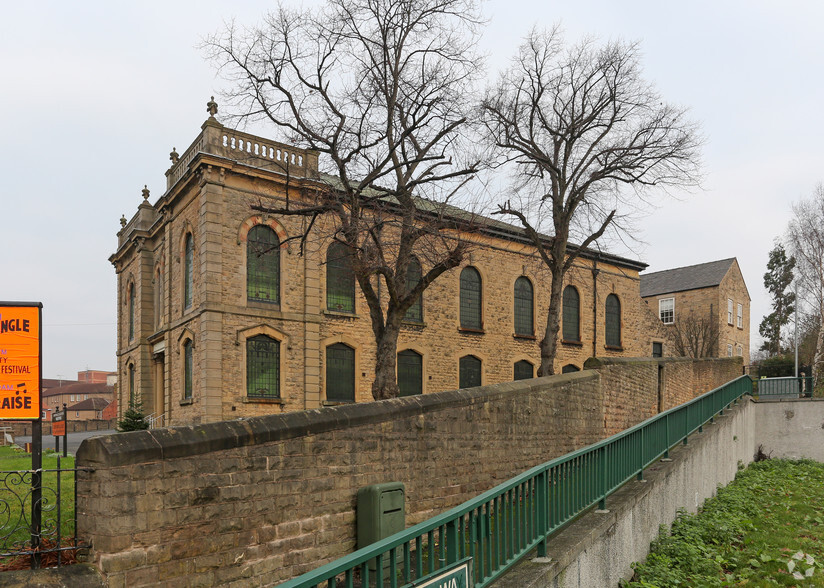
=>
[605,294,621,347]
[183,339,193,400]
[128,363,135,405]
[405,257,423,323]
[397,349,423,396]
[154,269,164,329]
[326,343,355,402]
[247,225,280,304]
[514,360,533,381]
[514,277,534,336]
[246,335,280,399]
[326,242,355,313]
[562,286,580,342]
[460,267,482,330]
[562,364,580,374]
[128,283,135,342]
[184,233,194,310]
[459,355,482,389]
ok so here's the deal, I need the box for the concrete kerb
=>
[494,398,753,588]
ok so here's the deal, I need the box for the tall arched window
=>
[128,363,135,405]
[459,355,482,388]
[326,343,355,402]
[562,286,580,342]
[246,335,280,399]
[605,294,621,347]
[326,241,355,313]
[460,267,482,330]
[514,360,533,381]
[184,233,194,310]
[154,269,164,329]
[514,277,534,336]
[247,225,280,304]
[397,349,423,396]
[128,284,135,342]
[405,257,423,322]
[183,339,193,400]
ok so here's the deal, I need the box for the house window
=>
[404,257,423,323]
[128,284,135,342]
[459,355,482,388]
[659,298,674,324]
[727,299,734,325]
[459,267,482,330]
[183,339,193,399]
[562,286,580,341]
[737,303,743,328]
[247,225,280,304]
[70,395,75,402]
[562,364,580,374]
[397,350,423,396]
[727,344,733,357]
[326,242,355,313]
[605,294,621,347]
[246,335,279,399]
[514,360,533,381]
[514,277,534,336]
[184,233,194,310]
[736,344,743,356]
[326,343,355,402]
[652,342,663,357]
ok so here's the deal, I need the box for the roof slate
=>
[640,258,736,297]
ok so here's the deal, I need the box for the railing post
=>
[664,414,670,459]
[598,445,608,510]
[446,519,459,564]
[637,428,644,481]
[537,470,548,557]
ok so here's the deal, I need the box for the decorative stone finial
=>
[142,185,150,201]
[120,215,127,228]
[207,96,218,118]
[170,147,179,164]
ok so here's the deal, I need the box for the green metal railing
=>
[754,376,813,398]
[277,375,753,588]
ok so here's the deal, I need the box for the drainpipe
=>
[592,258,600,358]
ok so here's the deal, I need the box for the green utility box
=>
[357,482,406,549]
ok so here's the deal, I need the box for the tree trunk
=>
[538,263,565,376]
[371,317,402,400]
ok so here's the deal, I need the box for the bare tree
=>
[787,184,824,395]
[206,0,484,399]
[480,29,701,375]
[671,310,720,358]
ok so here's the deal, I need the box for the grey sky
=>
[2,1,820,378]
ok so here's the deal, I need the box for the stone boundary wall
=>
[755,398,824,461]
[496,397,757,587]
[75,357,741,587]
[5,419,116,438]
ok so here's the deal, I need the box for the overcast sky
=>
[2,1,821,379]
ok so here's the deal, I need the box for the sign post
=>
[53,406,66,455]
[0,302,42,568]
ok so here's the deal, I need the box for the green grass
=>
[0,445,77,556]
[624,459,824,587]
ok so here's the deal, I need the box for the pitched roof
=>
[68,397,111,411]
[42,382,113,398]
[640,258,737,297]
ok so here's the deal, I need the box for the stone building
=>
[110,107,684,426]
[640,258,750,362]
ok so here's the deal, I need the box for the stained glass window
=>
[514,277,533,336]
[514,360,533,381]
[397,349,422,396]
[605,294,621,347]
[562,286,580,341]
[460,267,482,330]
[459,355,482,388]
[326,343,355,402]
[247,225,280,304]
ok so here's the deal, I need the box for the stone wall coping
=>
[76,371,597,468]
[584,356,742,368]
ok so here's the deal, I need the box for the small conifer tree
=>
[117,397,149,432]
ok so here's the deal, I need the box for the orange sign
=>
[0,304,41,420]
[52,420,65,436]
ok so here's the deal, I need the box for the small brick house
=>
[110,105,745,427]
[640,258,750,362]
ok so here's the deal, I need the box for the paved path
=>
[15,429,117,455]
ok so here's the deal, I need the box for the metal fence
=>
[753,376,813,398]
[0,457,89,569]
[278,375,753,588]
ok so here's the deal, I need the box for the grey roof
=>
[640,258,736,297]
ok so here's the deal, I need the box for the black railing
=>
[0,457,90,568]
